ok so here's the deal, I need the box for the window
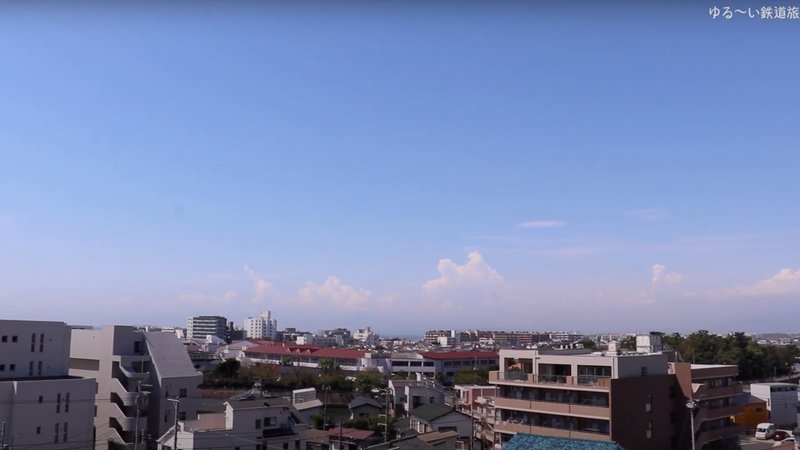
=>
[179,388,187,398]
[57,393,61,413]
[36,426,41,434]
[284,443,289,450]
[645,394,652,412]
[63,422,68,442]
[1,336,6,343]
[641,367,648,376]
[38,395,43,403]
[29,361,34,376]
[646,421,652,439]
[0,365,5,371]
[134,341,142,353]
[66,393,70,412]
[37,361,42,376]
[31,333,36,352]
[11,336,17,343]
[9,364,15,371]
[256,419,262,429]
[54,423,59,444]
[178,412,186,421]
[40,333,45,352]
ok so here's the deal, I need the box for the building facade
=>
[70,326,202,449]
[489,348,742,450]
[750,382,798,429]
[0,320,95,450]
[186,316,228,340]
[244,311,278,341]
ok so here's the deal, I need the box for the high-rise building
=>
[244,311,277,340]
[70,326,202,449]
[0,320,95,450]
[186,316,228,340]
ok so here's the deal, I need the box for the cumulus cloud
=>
[651,264,682,286]
[423,251,504,294]
[180,290,239,304]
[519,220,566,229]
[726,268,800,297]
[298,276,373,310]
[244,265,277,303]
[626,208,670,221]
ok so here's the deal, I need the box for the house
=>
[157,395,307,450]
[367,430,460,450]
[409,404,471,438]
[349,396,384,420]
[732,394,769,430]
[389,378,446,417]
[327,427,379,450]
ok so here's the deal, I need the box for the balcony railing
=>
[494,420,611,441]
[695,423,741,449]
[494,397,609,419]
[490,371,610,389]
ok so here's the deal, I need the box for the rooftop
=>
[503,433,624,450]
[410,404,459,422]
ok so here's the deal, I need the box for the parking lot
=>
[740,433,794,449]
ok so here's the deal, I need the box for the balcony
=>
[493,397,609,419]
[694,404,743,423]
[490,372,610,390]
[697,384,742,400]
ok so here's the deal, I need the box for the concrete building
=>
[388,378,447,417]
[750,382,798,428]
[389,351,498,382]
[353,327,379,346]
[70,326,203,449]
[490,348,743,450]
[157,396,307,450]
[0,320,95,450]
[244,311,278,341]
[186,316,228,341]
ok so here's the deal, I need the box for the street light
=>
[686,399,697,450]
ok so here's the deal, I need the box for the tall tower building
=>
[186,316,228,340]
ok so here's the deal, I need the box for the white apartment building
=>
[0,320,95,450]
[751,382,798,428]
[70,326,203,450]
[157,395,307,450]
[244,311,278,340]
[186,316,227,340]
[353,327,379,346]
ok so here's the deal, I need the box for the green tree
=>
[215,358,241,378]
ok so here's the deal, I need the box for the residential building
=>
[732,394,769,430]
[353,327,379,346]
[672,362,744,449]
[243,342,390,373]
[367,430,460,450]
[388,377,446,417]
[348,396,383,420]
[70,325,202,449]
[0,320,95,450]
[389,351,498,382]
[409,404,472,438]
[186,316,228,340]
[454,385,497,447]
[750,382,798,428]
[490,348,742,450]
[157,395,307,450]
[244,311,278,341]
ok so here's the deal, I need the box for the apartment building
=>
[389,351,498,381]
[750,382,798,429]
[0,320,95,450]
[244,311,278,341]
[70,326,202,449]
[157,395,307,450]
[186,316,228,340]
[490,348,742,450]
[673,362,744,449]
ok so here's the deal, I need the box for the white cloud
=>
[626,208,670,221]
[423,251,504,293]
[243,265,277,303]
[519,220,566,229]
[727,268,800,297]
[651,264,682,286]
[298,276,373,310]
[180,290,239,304]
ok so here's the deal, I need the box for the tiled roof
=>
[243,342,366,359]
[419,351,498,360]
[327,427,376,441]
[349,396,383,409]
[410,404,458,422]
[503,433,623,450]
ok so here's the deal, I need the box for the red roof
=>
[244,343,365,359]
[419,351,498,361]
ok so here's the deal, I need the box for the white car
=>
[757,423,776,439]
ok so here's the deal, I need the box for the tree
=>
[579,338,597,350]
[215,358,241,378]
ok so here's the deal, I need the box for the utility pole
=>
[168,397,181,450]
[133,381,151,450]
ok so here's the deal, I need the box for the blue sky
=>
[1,2,798,335]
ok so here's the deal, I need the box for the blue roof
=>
[503,433,623,450]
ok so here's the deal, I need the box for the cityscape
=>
[2,2,799,450]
